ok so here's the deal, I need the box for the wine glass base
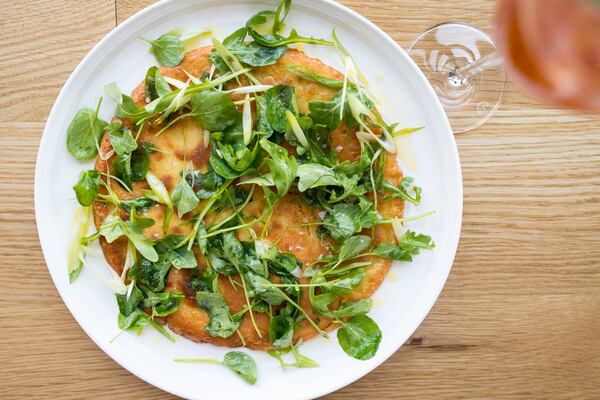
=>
[408,23,506,133]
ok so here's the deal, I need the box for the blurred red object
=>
[496,0,600,112]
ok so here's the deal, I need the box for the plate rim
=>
[34,0,463,398]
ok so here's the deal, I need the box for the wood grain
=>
[1,0,600,399]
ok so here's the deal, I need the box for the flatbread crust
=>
[93,46,403,349]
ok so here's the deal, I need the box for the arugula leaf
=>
[66,100,108,161]
[269,314,294,348]
[259,139,297,197]
[144,66,172,102]
[287,64,344,89]
[373,230,435,262]
[116,284,144,317]
[107,121,137,155]
[308,97,343,131]
[337,315,382,360]
[99,215,158,262]
[262,85,298,133]
[143,34,185,67]
[196,291,240,338]
[73,170,101,207]
[171,178,199,217]
[383,177,422,205]
[296,163,338,192]
[190,91,239,132]
[223,351,258,385]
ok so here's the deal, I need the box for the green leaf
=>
[337,315,382,360]
[155,235,198,269]
[107,121,137,155]
[308,97,343,131]
[269,314,294,348]
[99,215,158,262]
[373,230,435,262]
[333,299,372,318]
[338,235,372,262]
[144,66,172,102]
[247,25,333,48]
[73,170,101,207]
[328,268,365,296]
[129,257,171,292]
[246,272,287,306]
[66,102,108,161]
[103,81,122,103]
[322,201,377,242]
[116,94,149,123]
[263,85,297,133]
[171,178,199,217]
[262,247,300,274]
[259,139,297,197]
[190,91,239,132]
[287,64,344,89]
[120,197,156,212]
[212,27,288,68]
[116,284,144,317]
[196,291,240,338]
[383,177,422,205]
[223,351,258,385]
[296,163,338,192]
[118,308,150,332]
[141,290,184,317]
[145,34,185,67]
[112,153,132,189]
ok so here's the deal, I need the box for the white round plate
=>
[35,0,462,399]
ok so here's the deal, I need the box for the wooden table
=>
[2,1,599,398]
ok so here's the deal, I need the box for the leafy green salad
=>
[66,0,434,385]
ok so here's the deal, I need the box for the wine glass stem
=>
[454,51,503,82]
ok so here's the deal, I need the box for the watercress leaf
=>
[116,284,144,317]
[262,247,300,274]
[190,266,218,293]
[333,299,373,318]
[108,124,138,155]
[190,91,239,131]
[218,140,260,172]
[118,308,150,332]
[145,34,185,67]
[246,272,287,305]
[208,254,237,276]
[337,314,382,360]
[338,235,372,261]
[296,163,338,192]
[264,85,298,133]
[323,207,355,242]
[269,314,294,348]
[234,41,287,67]
[73,170,101,207]
[223,351,258,385]
[116,94,149,123]
[372,243,410,261]
[66,105,108,161]
[171,178,199,217]
[196,291,240,338]
[329,268,365,296]
[222,231,244,268]
[144,66,172,102]
[112,153,132,189]
[155,235,198,269]
[196,224,208,255]
[142,290,184,317]
[99,215,158,262]
[103,81,122,103]
[259,138,297,197]
[255,94,272,134]
[129,257,170,292]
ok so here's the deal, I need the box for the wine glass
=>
[407,0,600,134]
